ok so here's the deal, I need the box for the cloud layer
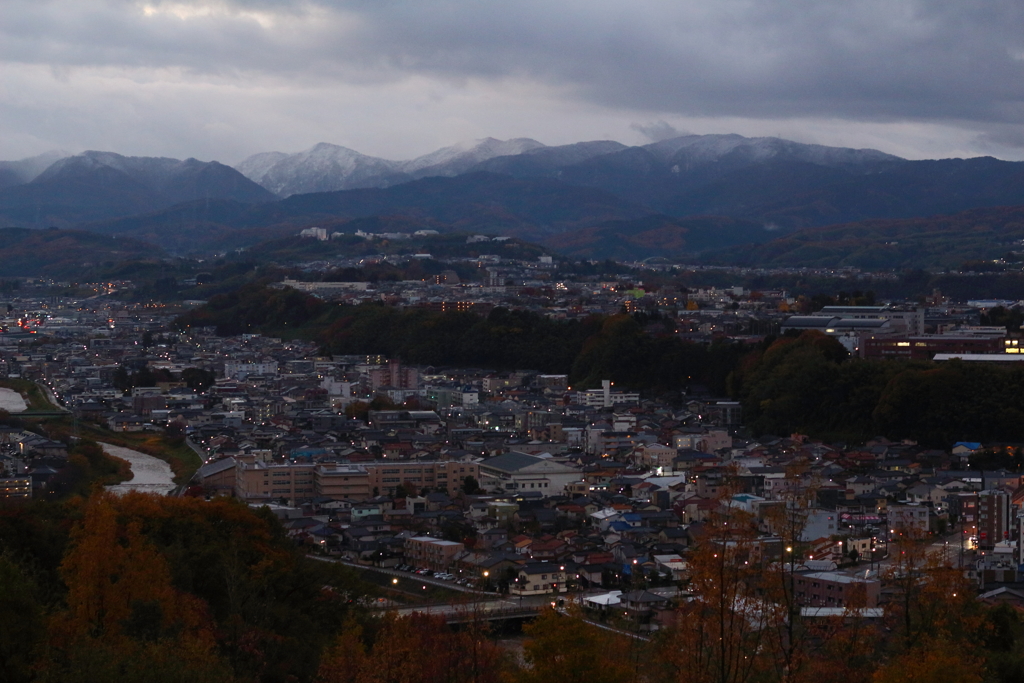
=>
[2,0,1024,162]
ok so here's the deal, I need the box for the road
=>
[316,555,494,595]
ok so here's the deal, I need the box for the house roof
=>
[197,457,236,478]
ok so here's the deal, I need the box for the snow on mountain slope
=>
[235,138,547,196]
[645,134,902,167]
[401,137,546,176]
[235,151,289,184]
[238,142,402,196]
[233,134,904,199]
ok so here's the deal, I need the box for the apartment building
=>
[792,571,881,608]
[404,536,464,571]
[235,459,316,503]
[366,460,479,497]
[233,458,479,503]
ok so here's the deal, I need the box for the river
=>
[102,443,176,496]
[0,387,28,413]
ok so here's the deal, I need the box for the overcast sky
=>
[3,0,1024,164]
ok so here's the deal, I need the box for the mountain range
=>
[0,151,274,227]
[4,134,1024,267]
[235,138,548,196]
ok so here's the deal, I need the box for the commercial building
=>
[863,334,1004,360]
[477,452,580,495]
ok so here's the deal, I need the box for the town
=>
[3,247,1024,644]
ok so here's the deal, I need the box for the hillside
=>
[542,215,772,260]
[0,152,275,227]
[81,172,654,252]
[704,205,1024,269]
[6,134,1024,267]
[0,227,165,277]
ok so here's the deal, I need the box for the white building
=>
[478,452,580,496]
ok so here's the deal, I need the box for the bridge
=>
[388,598,545,622]
[386,601,651,640]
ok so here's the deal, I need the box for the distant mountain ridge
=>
[81,171,655,252]
[233,133,904,207]
[0,151,275,227]
[235,137,547,197]
[0,150,70,189]
[6,134,1024,268]
[701,205,1024,270]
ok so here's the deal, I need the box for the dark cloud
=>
[631,121,690,142]
[974,126,1024,150]
[2,0,1024,160]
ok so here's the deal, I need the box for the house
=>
[584,590,622,609]
[107,414,149,432]
[510,561,570,596]
[620,589,671,617]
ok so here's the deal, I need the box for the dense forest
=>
[0,484,371,683]
[174,286,747,396]
[732,332,1024,446]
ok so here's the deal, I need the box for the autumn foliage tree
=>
[316,613,506,683]
[41,493,228,682]
[518,607,635,683]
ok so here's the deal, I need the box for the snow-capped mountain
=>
[400,137,545,176]
[235,138,546,197]
[0,150,275,227]
[235,143,403,197]
[34,151,275,205]
[643,134,901,168]
[235,134,903,198]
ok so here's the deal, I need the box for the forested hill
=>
[703,205,1024,270]
[0,227,163,278]
[174,285,746,396]
[179,285,1024,446]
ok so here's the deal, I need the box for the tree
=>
[43,493,227,683]
[656,501,768,683]
[180,368,215,392]
[871,643,983,683]
[316,619,368,683]
[346,401,371,421]
[462,475,481,495]
[0,555,45,683]
[519,607,634,683]
[112,366,131,393]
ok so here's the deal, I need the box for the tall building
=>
[368,359,419,391]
